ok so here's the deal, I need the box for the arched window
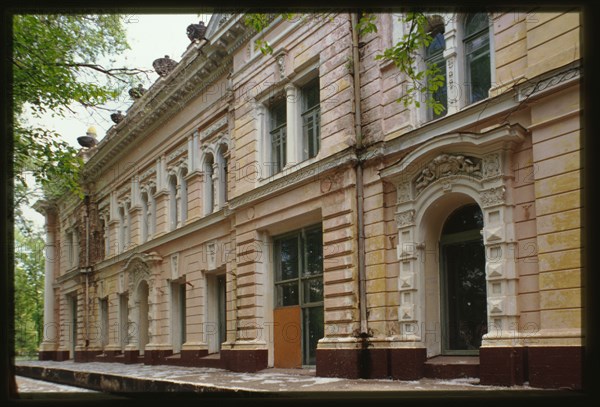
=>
[100,215,109,258]
[425,19,447,120]
[217,143,229,207]
[203,153,215,215]
[149,184,156,238]
[140,190,149,243]
[463,13,491,105]
[179,167,188,226]
[168,174,178,231]
[118,206,126,253]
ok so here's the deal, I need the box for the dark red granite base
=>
[143,349,173,365]
[123,350,139,364]
[479,347,525,386]
[221,349,267,372]
[527,346,583,390]
[389,348,426,380]
[74,350,102,362]
[316,349,361,379]
[179,349,209,366]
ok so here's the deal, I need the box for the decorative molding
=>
[517,63,581,102]
[170,254,180,280]
[397,182,411,203]
[140,167,157,181]
[480,186,506,208]
[481,153,501,179]
[414,154,481,194]
[395,210,415,227]
[199,116,228,140]
[167,145,188,163]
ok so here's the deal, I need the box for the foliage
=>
[12,14,147,211]
[14,224,46,357]
[242,12,445,116]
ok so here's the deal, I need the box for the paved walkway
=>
[15,360,547,394]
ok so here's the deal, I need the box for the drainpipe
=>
[350,12,369,343]
[84,195,91,348]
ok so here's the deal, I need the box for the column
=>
[39,208,58,354]
[285,83,300,167]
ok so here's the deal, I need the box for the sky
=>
[21,13,212,228]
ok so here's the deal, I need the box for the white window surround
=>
[200,137,230,216]
[254,67,322,186]
[392,13,495,128]
[380,123,527,355]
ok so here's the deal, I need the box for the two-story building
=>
[35,11,583,389]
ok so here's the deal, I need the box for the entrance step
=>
[424,356,479,379]
[198,353,224,368]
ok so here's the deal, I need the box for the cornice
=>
[82,19,250,182]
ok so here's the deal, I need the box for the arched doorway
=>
[137,280,149,355]
[439,204,487,354]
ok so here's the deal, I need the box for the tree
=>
[12,14,150,214]
[14,223,45,357]
[244,12,445,116]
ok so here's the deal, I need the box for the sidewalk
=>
[14,360,552,396]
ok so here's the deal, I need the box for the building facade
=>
[35,11,583,389]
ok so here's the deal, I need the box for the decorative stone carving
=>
[275,52,286,78]
[129,84,147,99]
[482,153,501,179]
[111,111,125,124]
[218,14,231,27]
[397,182,411,203]
[140,166,156,181]
[396,210,415,227]
[480,186,506,208]
[187,21,207,42]
[168,145,188,162]
[414,154,481,194]
[199,116,227,140]
[171,254,179,280]
[518,64,581,102]
[152,55,178,77]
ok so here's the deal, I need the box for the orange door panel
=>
[273,306,302,368]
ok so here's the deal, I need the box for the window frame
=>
[300,77,321,160]
[463,13,492,105]
[273,224,324,309]
[268,96,287,176]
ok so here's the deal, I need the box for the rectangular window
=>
[301,78,320,160]
[269,98,287,175]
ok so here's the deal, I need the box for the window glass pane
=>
[303,278,323,303]
[270,99,286,129]
[302,78,320,112]
[467,46,491,103]
[302,108,320,159]
[277,236,299,281]
[425,27,445,58]
[465,32,489,54]
[303,306,324,365]
[276,282,299,307]
[304,228,323,276]
[271,127,286,174]
[442,204,484,235]
[427,56,447,120]
[464,13,488,37]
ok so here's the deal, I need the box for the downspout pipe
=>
[350,12,369,340]
[84,194,91,348]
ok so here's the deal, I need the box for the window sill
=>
[256,155,321,188]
